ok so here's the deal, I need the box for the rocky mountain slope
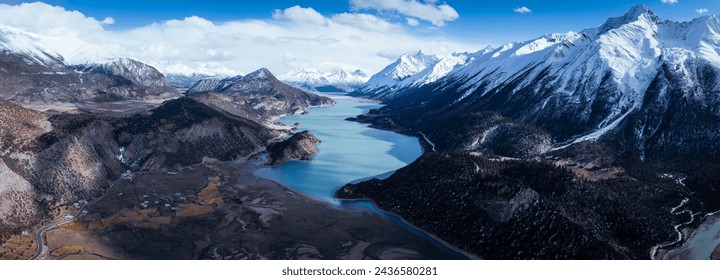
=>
[116,98,280,170]
[0,100,123,240]
[186,68,335,121]
[0,96,281,240]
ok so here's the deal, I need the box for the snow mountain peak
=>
[355,6,720,157]
[246,68,275,80]
[280,67,369,92]
[356,51,469,98]
[597,5,660,34]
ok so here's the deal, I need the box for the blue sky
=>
[20,0,718,44]
[0,1,715,74]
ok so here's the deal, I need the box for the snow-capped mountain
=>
[72,58,176,90]
[186,69,276,94]
[355,5,720,161]
[0,24,178,104]
[280,68,369,92]
[0,23,117,66]
[0,24,65,69]
[154,62,241,91]
[354,50,469,100]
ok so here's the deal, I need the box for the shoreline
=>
[336,198,481,260]
[255,93,475,259]
[657,209,720,260]
[250,158,477,260]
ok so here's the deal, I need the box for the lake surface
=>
[255,93,421,202]
[663,212,720,260]
[254,93,472,259]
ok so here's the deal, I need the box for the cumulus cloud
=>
[660,0,678,4]
[514,7,532,14]
[696,8,708,14]
[349,0,459,27]
[0,2,108,36]
[272,5,328,25]
[0,2,478,75]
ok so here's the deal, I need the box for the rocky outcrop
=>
[265,131,320,166]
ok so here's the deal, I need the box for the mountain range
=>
[280,68,369,93]
[341,5,720,259]
[2,4,720,260]
[353,5,720,162]
[351,50,469,100]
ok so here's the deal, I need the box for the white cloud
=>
[406,17,420,26]
[101,17,114,25]
[696,8,708,14]
[350,0,459,27]
[0,2,478,75]
[331,13,398,32]
[660,0,678,4]
[0,2,107,36]
[272,5,328,26]
[514,7,532,14]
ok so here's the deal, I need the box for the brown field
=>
[45,223,123,260]
[60,254,109,260]
[85,208,173,230]
[175,203,215,217]
[712,244,720,260]
[197,176,225,206]
[0,234,37,260]
[50,245,85,257]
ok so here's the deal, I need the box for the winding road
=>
[30,174,132,260]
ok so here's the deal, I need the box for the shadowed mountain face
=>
[337,152,686,259]
[116,98,280,170]
[186,68,335,121]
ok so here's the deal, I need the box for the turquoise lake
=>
[255,93,422,202]
[254,93,471,259]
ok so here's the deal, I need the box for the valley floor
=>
[22,159,453,260]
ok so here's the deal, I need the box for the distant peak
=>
[352,69,368,77]
[247,68,275,79]
[597,4,660,34]
[625,4,653,19]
